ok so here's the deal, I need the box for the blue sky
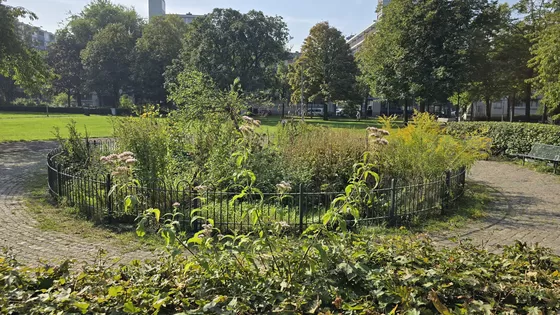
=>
[12,0,516,51]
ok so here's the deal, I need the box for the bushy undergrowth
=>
[446,121,560,155]
[2,235,559,314]
[375,114,490,184]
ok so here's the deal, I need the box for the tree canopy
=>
[0,0,50,93]
[173,8,289,92]
[288,22,358,119]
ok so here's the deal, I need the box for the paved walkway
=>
[1,142,559,264]
[435,160,560,255]
[0,141,153,265]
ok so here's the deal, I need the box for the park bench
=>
[514,143,560,174]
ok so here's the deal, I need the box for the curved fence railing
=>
[47,141,466,233]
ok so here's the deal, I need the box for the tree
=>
[132,15,187,105]
[47,29,85,107]
[81,23,136,107]
[0,0,50,93]
[289,22,358,120]
[66,0,143,107]
[273,62,291,118]
[512,0,560,121]
[173,8,289,92]
[530,12,560,122]
[359,0,499,114]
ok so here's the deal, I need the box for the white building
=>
[17,23,55,51]
[148,0,203,23]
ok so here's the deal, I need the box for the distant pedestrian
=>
[356,110,361,121]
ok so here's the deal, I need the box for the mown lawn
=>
[0,112,115,142]
[0,112,397,142]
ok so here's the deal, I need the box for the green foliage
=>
[118,94,135,110]
[2,234,559,313]
[113,109,169,182]
[446,121,560,155]
[0,0,51,93]
[81,23,136,108]
[172,8,289,92]
[54,120,90,169]
[276,121,367,191]
[376,113,490,183]
[52,92,72,107]
[529,12,560,122]
[12,97,36,107]
[46,29,85,107]
[133,14,187,105]
[358,0,502,109]
[288,22,358,118]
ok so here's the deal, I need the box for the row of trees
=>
[358,0,560,122]
[2,0,560,121]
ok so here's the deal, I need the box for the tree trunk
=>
[323,103,328,121]
[404,98,409,125]
[511,93,515,122]
[76,93,82,107]
[525,84,531,122]
[485,98,491,121]
[470,102,475,121]
[506,96,511,122]
[419,101,426,112]
[281,101,285,119]
[67,92,71,107]
[542,102,548,123]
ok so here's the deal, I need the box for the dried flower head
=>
[239,125,254,133]
[194,185,208,192]
[375,138,389,145]
[172,202,180,208]
[242,115,253,122]
[276,181,292,192]
[125,158,137,165]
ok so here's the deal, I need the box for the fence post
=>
[388,179,396,227]
[299,184,304,234]
[56,164,62,198]
[442,171,451,214]
[105,173,113,220]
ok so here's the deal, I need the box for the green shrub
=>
[12,97,36,107]
[1,235,558,314]
[53,92,72,107]
[276,121,367,191]
[375,113,490,184]
[114,109,170,182]
[446,121,560,155]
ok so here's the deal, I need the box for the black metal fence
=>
[47,143,467,233]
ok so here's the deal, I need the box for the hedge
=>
[0,105,131,116]
[446,122,560,155]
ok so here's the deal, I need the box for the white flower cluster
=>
[275,180,292,193]
[367,127,390,145]
[100,151,137,176]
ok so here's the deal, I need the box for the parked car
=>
[307,108,324,116]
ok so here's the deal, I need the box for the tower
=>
[148,0,166,20]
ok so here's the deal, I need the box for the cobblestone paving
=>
[0,141,154,265]
[433,160,560,255]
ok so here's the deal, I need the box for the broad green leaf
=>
[73,301,89,314]
[108,285,124,297]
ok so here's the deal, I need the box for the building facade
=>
[17,23,55,51]
[148,0,202,23]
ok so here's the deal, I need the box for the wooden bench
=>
[514,143,560,174]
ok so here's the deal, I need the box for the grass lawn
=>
[0,112,401,142]
[0,112,115,142]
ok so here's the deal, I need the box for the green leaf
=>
[187,235,203,245]
[314,244,329,265]
[108,285,124,297]
[73,301,89,314]
[136,218,146,237]
[147,208,161,222]
[123,301,140,313]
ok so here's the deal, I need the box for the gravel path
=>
[0,141,154,265]
[435,160,560,255]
